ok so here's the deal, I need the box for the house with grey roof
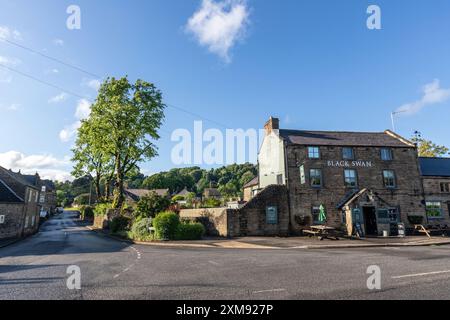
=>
[242,117,427,237]
[419,157,450,224]
[0,166,41,240]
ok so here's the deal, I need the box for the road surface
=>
[1,211,450,300]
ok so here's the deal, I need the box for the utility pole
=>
[390,110,408,132]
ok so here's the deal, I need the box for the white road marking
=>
[392,270,450,279]
[208,261,220,266]
[253,288,287,294]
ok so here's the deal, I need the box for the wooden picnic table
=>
[303,225,340,241]
[414,224,450,238]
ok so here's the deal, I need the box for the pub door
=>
[363,206,378,236]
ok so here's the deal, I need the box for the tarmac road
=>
[1,211,450,300]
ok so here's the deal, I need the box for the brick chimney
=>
[264,117,280,135]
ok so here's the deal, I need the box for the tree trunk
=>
[95,173,102,202]
[113,155,125,209]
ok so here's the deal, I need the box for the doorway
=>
[363,206,378,236]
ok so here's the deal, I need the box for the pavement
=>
[2,211,450,300]
[88,226,450,250]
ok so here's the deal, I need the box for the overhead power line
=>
[0,63,90,100]
[1,38,102,79]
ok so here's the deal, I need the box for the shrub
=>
[175,222,205,240]
[73,194,91,206]
[153,211,180,240]
[94,203,113,217]
[81,206,95,220]
[172,195,186,202]
[130,218,154,241]
[408,215,424,225]
[201,198,222,208]
[135,192,171,219]
[110,216,132,234]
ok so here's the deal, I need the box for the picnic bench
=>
[303,226,340,241]
[414,224,450,238]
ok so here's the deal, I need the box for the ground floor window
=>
[426,201,442,219]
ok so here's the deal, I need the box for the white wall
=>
[258,131,286,188]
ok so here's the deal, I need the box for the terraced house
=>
[0,166,41,240]
[256,117,427,237]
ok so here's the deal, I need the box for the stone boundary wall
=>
[179,208,233,237]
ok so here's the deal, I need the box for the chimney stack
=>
[264,117,280,135]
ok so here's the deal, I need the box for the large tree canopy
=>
[74,77,165,208]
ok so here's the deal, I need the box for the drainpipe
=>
[283,140,293,235]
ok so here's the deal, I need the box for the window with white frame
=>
[383,170,396,188]
[344,169,358,188]
[426,201,442,219]
[308,147,320,159]
[310,169,322,188]
[440,182,450,193]
[381,148,393,161]
[342,147,355,160]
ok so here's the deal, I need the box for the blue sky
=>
[0,0,450,181]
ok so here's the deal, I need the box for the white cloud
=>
[185,0,250,63]
[53,38,64,46]
[0,55,21,83]
[59,99,92,142]
[0,55,21,66]
[6,103,20,111]
[82,78,101,91]
[48,93,68,104]
[0,151,72,181]
[74,99,91,119]
[45,68,60,75]
[397,79,450,115]
[0,26,22,40]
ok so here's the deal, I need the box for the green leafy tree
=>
[135,192,171,219]
[82,77,165,208]
[412,131,449,157]
[72,118,111,201]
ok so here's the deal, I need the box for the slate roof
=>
[279,129,414,148]
[125,189,170,202]
[419,157,450,177]
[0,179,23,203]
[243,176,259,189]
[0,166,38,200]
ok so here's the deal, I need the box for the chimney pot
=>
[264,117,280,135]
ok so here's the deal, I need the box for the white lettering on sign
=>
[327,160,373,168]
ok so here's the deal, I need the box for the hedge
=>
[175,223,205,240]
[153,211,180,240]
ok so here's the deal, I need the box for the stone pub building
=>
[257,117,426,237]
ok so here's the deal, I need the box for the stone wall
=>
[0,203,24,239]
[180,208,232,237]
[93,209,122,229]
[423,177,450,224]
[286,145,426,235]
[233,185,289,237]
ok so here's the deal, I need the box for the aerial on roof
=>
[278,129,414,148]
[419,157,450,177]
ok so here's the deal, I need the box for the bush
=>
[81,206,94,220]
[201,198,222,208]
[110,216,132,234]
[94,203,113,217]
[73,194,91,206]
[135,192,171,219]
[153,211,180,240]
[175,222,205,240]
[130,218,154,241]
